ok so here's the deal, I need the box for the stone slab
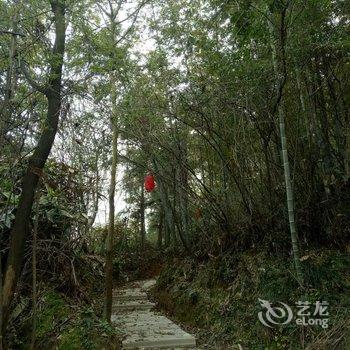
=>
[122,279,157,292]
[140,279,157,291]
[114,288,148,301]
[112,279,196,349]
[112,310,196,349]
[112,300,155,312]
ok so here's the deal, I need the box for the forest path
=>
[112,279,196,349]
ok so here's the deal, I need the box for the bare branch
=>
[115,0,151,25]
[0,30,25,37]
[20,60,48,95]
[115,1,148,45]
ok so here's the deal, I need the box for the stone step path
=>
[112,279,196,349]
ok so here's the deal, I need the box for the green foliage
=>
[58,307,120,350]
[30,290,120,350]
[155,250,350,349]
[0,159,88,240]
[36,291,70,340]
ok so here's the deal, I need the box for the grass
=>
[11,289,121,350]
[153,249,350,349]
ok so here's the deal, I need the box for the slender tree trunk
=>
[158,178,175,246]
[267,9,304,285]
[151,158,174,247]
[177,136,190,246]
[104,72,118,323]
[0,238,3,350]
[171,161,179,247]
[157,209,163,250]
[1,0,66,332]
[312,58,337,186]
[0,0,19,149]
[346,125,350,178]
[87,166,100,231]
[30,186,40,350]
[140,182,146,249]
[295,63,312,147]
[90,171,100,227]
[324,67,346,171]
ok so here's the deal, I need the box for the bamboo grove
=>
[0,0,349,346]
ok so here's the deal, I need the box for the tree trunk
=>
[0,0,19,149]
[157,176,175,246]
[30,186,41,350]
[87,165,100,231]
[140,181,146,249]
[104,71,118,323]
[1,0,66,332]
[157,209,163,250]
[267,8,304,285]
[294,63,312,147]
[177,136,190,247]
[151,158,174,247]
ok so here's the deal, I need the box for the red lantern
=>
[144,174,155,192]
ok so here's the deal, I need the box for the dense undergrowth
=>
[0,162,121,349]
[6,252,121,350]
[9,288,119,350]
[153,249,350,350]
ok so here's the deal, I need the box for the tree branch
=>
[0,30,25,37]
[20,60,48,95]
[115,0,151,25]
